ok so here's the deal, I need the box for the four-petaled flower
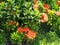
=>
[55,11,60,16]
[33,4,38,10]
[44,4,49,9]
[25,30,36,39]
[17,27,23,33]
[41,13,48,23]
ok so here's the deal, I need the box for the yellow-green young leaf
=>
[48,10,55,14]
[59,25,60,30]
[15,6,20,9]
[7,0,12,2]
[57,18,60,24]
[38,1,43,7]
[0,2,5,7]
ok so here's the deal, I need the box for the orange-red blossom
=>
[33,3,38,10]
[41,13,48,23]
[44,4,50,13]
[25,30,37,39]
[55,11,60,16]
[17,27,37,39]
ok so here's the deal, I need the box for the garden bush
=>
[0,0,60,45]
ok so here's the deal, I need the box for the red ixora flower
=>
[17,27,23,33]
[41,13,48,23]
[44,4,49,9]
[57,1,60,6]
[55,11,60,16]
[23,27,30,33]
[25,30,36,39]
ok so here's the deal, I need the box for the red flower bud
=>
[44,4,49,9]
[17,27,23,33]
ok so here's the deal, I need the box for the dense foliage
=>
[0,0,60,45]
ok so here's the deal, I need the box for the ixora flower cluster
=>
[11,26,37,44]
[33,0,60,23]
[43,3,60,16]
[8,20,37,39]
[17,27,36,39]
